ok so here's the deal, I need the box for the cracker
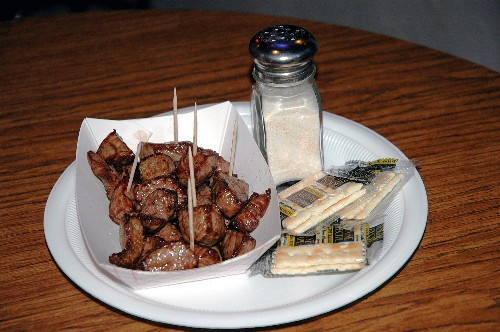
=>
[278,171,327,200]
[283,182,363,231]
[271,242,366,274]
[271,263,366,275]
[340,172,395,219]
[355,172,404,219]
[291,187,366,234]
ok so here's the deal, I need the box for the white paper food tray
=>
[75,101,280,289]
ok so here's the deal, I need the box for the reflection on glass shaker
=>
[249,25,323,186]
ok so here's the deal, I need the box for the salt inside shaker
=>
[249,25,323,185]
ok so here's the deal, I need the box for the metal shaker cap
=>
[249,25,318,84]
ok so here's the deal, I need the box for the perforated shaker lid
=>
[249,25,317,83]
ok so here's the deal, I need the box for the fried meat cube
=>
[215,155,231,174]
[176,147,218,187]
[139,241,198,271]
[178,204,226,247]
[87,151,120,199]
[96,130,134,165]
[155,223,183,243]
[139,154,176,181]
[108,178,135,224]
[230,188,271,233]
[212,172,249,219]
[221,229,256,260]
[140,141,192,163]
[134,176,187,208]
[109,214,144,268]
[139,188,177,223]
[194,245,222,267]
[196,184,213,206]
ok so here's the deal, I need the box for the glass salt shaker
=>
[249,25,323,186]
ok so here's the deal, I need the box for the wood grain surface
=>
[1,9,499,331]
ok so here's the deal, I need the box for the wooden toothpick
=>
[173,87,178,144]
[127,142,142,193]
[187,178,195,251]
[229,117,238,176]
[193,102,198,156]
[188,146,197,207]
[127,130,152,192]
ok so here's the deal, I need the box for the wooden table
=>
[1,9,499,331]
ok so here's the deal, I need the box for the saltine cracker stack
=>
[279,172,366,234]
[271,242,366,275]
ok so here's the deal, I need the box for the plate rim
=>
[44,102,427,328]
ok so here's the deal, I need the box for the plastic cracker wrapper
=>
[278,158,416,235]
[329,158,417,230]
[278,172,366,234]
[250,218,384,277]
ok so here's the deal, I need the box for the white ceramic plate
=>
[44,102,427,329]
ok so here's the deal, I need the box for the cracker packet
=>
[277,158,416,235]
[292,158,416,235]
[250,218,384,277]
[278,172,366,234]
[329,158,417,228]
